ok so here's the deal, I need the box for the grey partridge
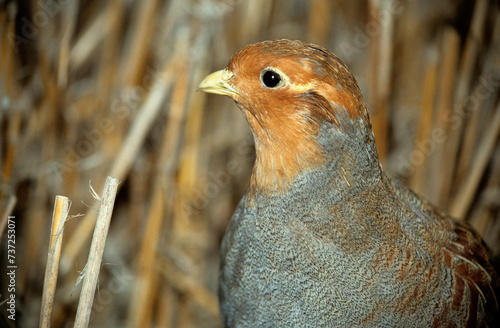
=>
[198,39,498,327]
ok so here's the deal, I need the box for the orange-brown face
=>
[198,39,367,196]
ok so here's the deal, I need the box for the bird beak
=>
[197,69,238,97]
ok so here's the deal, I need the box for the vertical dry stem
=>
[74,177,120,328]
[39,196,70,328]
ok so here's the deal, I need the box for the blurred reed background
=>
[0,0,499,327]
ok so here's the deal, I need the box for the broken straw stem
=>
[74,176,120,328]
[39,195,70,328]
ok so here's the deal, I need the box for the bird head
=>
[198,39,378,197]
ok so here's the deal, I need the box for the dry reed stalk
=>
[238,0,273,42]
[0,11,16,190]
[128,33,192,327]
[169,37,219,327]
[479,145,500,242]
[39,196,70,328]
[96,0,124,99]
[468,184,495,237]
[430,27,460,207]
[1,13,16,184]
[0,11,7,90]
[69,12,108,71]
[409,46,439,193]
[126,184,166,328]
[74,176,120,328]
[367,0,393,163]
[454,0,489,100]
[57,1,78,87]
[456,98,483,184]
[456,11,500,184]
[377,0,394,160]
[128,162,149,241]
[441,0,488,198]
[123,0,161,87]
[177,62,209,205]
[175,33,214,255]
[367,0,380,152]
[98,1,126,159]
[109,63,176,182]
[1,10,15,96]
[450,105,500,219]
[308,0,331,46]
[155,284,176,327]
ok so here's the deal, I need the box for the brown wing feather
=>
[391,177,497,326]
[442,219,498,326]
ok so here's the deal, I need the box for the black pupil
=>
[262,70,281,88]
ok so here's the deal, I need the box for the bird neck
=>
[246,114,384,202]
[243,107,324,197]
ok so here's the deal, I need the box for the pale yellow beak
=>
[197,69,238,97]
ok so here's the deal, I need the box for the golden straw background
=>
[1,0,499,327]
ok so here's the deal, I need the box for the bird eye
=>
[261,69,282,88]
